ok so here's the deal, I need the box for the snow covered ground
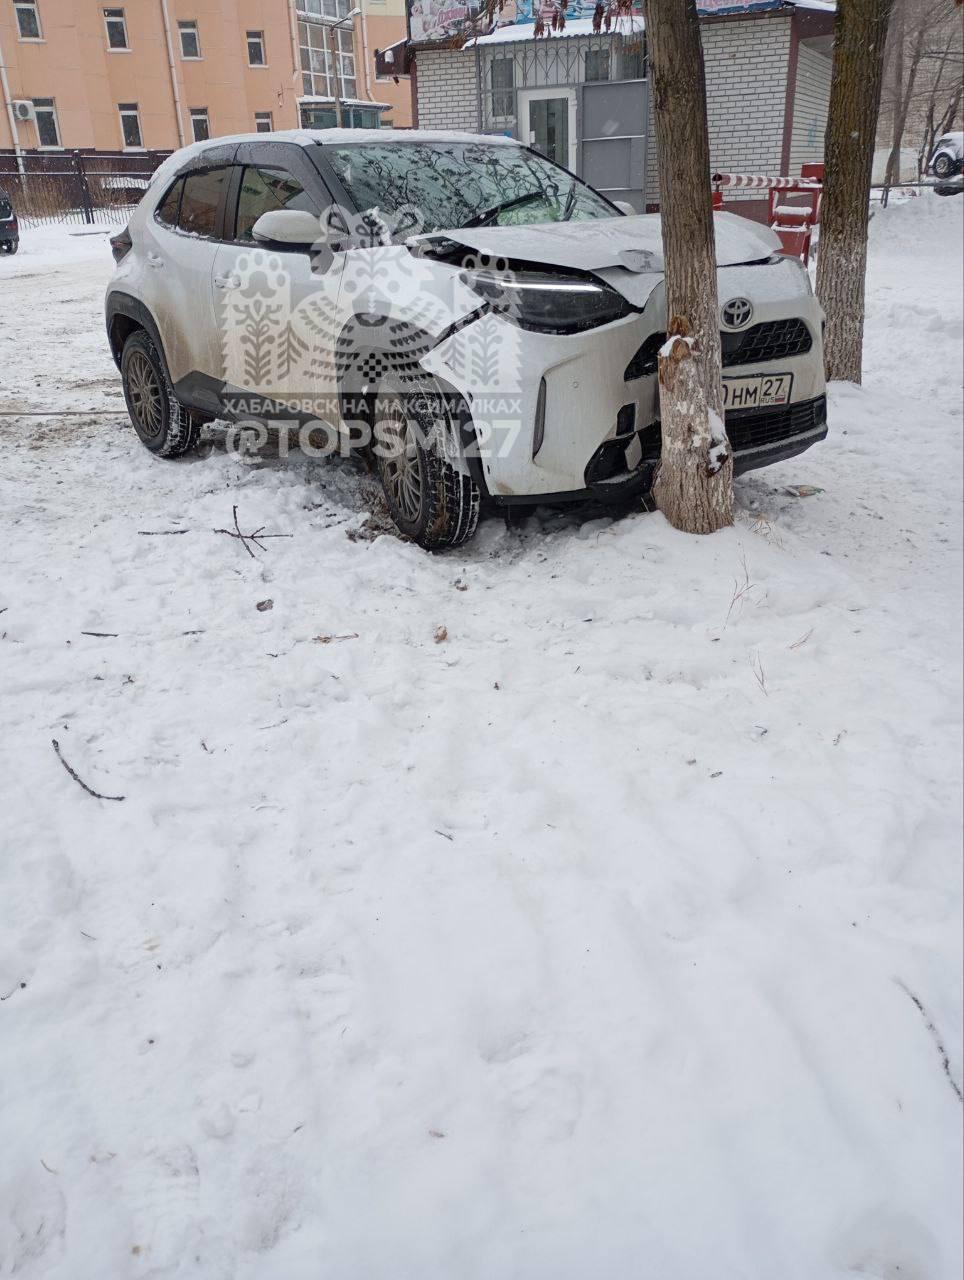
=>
[1,195,961,1280]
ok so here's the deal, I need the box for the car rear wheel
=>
[933,153,953,178]
[1,239,17,255]
[373,383,480,551]
[121,329,200,458]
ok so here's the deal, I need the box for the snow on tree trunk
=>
[816,0,895,384]
[647,0,732,534]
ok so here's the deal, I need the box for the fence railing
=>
[0,150,172,227]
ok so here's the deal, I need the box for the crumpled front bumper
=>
[421,258,827,502]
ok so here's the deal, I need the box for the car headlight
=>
[460,269,632,334]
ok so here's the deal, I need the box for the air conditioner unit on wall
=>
[12,101,36,123]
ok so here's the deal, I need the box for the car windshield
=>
[323,141,618,234]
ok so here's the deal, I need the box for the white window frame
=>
[32,97,61,148]
[254,111,273,132]
[246,29,266,67]
[190,108,210,142]
[103,7,129,50]
[14,0,43,40]
[178,19,201,59]
[298,19,355,101]
[118,102,142,149]
[489,56,515,122]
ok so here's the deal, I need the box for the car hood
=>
[419,211,782,308]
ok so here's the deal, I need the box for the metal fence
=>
[0,150,172,227]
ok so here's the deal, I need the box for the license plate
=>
[722,373,793,410]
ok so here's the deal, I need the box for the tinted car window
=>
[155,178,182,227]
[234,166,318,240]
[178,167,230,238]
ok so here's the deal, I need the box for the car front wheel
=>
[373,383,480,550]
[121,329,200,458]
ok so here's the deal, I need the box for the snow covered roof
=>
[145,129,522,190]
[298,95,393,110]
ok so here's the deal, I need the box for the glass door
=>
[518,88,577,172]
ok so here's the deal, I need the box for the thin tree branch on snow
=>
[213,505,293,559]
[895,979,963,1104]
[51,739,125,802]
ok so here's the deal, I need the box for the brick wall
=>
[414,48,480,131]
[646,13,793,206]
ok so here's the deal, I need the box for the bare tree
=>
[647,0,731,534]
[880,0,960,200]
[816,0,895,384]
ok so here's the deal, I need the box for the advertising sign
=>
[408,0,484,42]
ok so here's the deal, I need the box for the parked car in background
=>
[106,130,827,549]
[0,186,18,254]
[929,132,964,179]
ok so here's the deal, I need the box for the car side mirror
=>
[611,199,637,217]
[251,209,320,247]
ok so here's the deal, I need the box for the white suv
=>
[106,129,827,549]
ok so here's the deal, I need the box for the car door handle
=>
[214,274,241,290]
[146,251,164,268]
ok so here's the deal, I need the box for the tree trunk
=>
[647,0,732,534]
[816,0,895,384]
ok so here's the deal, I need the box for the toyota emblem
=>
[721,297,754,330]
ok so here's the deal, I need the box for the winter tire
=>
[121,329,200,458]
[933,153,952,178]
[373,381,480,551]
[1,239,17,254]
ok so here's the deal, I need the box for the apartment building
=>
[0,0,412,154]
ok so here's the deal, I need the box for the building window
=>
[190,108,210,142]
[298,20,356,101]
[297,0,352,19]
[489,58,514,120]
[254,111,273,132]
[620,36,646,80]
[103,7,128,49]
[585,47,609,82]
[246,30,265,66]
[32,97,59,147]
[299,104,379,130]
[178,19,201,59]
[119,102,142,147]
[14,0,42,39]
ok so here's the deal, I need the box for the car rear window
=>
[178,167,230,238]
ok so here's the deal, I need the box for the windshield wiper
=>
[461,190,545,228]
[562,181,577,221]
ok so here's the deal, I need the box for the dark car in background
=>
[0,186,18,254]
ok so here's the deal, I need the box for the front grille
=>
[722,318,812,368]
[625,318,813,381]
[637,394,826,461]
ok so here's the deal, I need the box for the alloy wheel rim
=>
[381,404,423,523]
[127,351,164,439]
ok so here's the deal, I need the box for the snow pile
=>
[0,194,961,1279]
